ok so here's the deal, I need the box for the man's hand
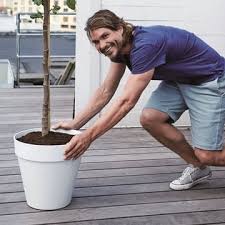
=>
[64,132,92,160]
[52,121,74,130]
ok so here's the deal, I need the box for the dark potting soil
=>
[17,131,74,145]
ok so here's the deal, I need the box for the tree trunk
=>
[42,0,50,136]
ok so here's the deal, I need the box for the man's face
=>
[90,27,124,60]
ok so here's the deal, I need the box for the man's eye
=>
[102,34,109,39]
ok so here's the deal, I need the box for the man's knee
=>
[140,109,169,129]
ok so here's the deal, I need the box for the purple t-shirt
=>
[113,26,225,84]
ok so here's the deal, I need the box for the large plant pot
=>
[14,128,81,210]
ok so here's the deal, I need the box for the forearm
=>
[71,87,113,129]
[70,63,125,129]
[85,98,135,141]
[83,70,153,141]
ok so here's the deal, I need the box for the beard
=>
[100,39,125,60]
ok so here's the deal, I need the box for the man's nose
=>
[99,40,107,51]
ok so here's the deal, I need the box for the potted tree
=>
[13,0,80,210]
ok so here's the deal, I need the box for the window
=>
[63,16,68,22]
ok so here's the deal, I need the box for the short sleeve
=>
[131,43,166,74]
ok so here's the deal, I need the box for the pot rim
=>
[14,128,81,162]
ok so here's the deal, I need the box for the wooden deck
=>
[1,87,225,225]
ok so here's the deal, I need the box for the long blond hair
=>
[85,9,134,46]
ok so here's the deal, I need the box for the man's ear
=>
[117,25,124,34]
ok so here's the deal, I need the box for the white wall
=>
[76,0,225,128]
[75,0,101,127]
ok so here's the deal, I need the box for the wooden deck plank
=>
[0,150,180,161]
[0,169,225,187]
[0,157,188,169]
[0,146,173,155]
[0,188,225,216]
[1,178,225,203]
[1,199,225,225]
[0,156,225,175]
[1,87,225,225]
[0,141,165,149]
[0,145,185,156]
[0,162,191,177]
[49,212,225,225]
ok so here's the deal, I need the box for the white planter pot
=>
[14,128,81,210]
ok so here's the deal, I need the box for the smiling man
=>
[54,9,225,190]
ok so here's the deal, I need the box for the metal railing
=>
[16,12,76,87]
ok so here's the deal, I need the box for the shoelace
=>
[178,166,194,181]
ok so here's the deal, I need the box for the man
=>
[53,9,225,190]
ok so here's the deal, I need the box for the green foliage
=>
[51,4,61,14]
[32,0,43,6]
[66,0,76,10]
[30,10,43,19]
[30,1,61,20]
[30,0,76,19]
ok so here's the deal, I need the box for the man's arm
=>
[53,62,126,130]
[64,69,154,159]
[87,69,154,140]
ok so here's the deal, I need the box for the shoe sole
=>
[169,172,212,191]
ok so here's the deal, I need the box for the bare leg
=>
[195,148,225,166]
[140,109,204,168]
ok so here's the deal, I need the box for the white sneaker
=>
[169,165,212,190]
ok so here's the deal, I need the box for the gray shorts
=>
[145,72,225,150]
